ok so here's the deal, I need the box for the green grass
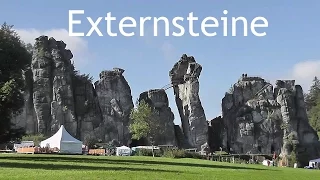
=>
[0,154,319,180]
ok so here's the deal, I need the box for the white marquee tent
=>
[40,125,83,154]
[309,158,320,168]
[116,146,131,156]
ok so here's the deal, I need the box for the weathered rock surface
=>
[94,68,134,145]
[221,74,320,166]
[31,36,77,136]
[11,68,37,134]
[11,36,134,145]
[207,116,224,152]
[169,54,208,149]
[138,89,176,146]
[73,74,101,141]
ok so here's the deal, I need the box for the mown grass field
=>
[0,154,319,180]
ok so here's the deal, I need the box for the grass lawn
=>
[0,154,319,180]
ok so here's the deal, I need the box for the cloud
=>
[288,60,320,92]
[15,28,91,68]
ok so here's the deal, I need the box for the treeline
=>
[305,77,320,132]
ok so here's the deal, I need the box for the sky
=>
[1,1,320,125]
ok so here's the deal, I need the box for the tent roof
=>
[309,158,320,162]
[117,146,130,149]
[42,125,82,144]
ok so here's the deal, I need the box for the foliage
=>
[228,85,234,94]
[163,149,186,158]
[288,151,297,167]
[135,148,162,157]
[305,76,320,133]
[0,22,31,143]
[21,134,46,146]
[129,100,161,143]
[72,70,94,84]
[305,77,320,111]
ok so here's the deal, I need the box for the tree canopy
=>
[129,100,160,140]
[305,76,320,132]
[0,22,31,143]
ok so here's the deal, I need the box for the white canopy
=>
[40,125,83,154]
[116,146,131,156]
[309,158,320,167]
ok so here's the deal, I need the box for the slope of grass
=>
[0,154,319,180]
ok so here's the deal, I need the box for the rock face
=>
[11,68,37,134]
[221,74,320,166]
[73,74,101,141]
[169,54,208,149]
[138,89,176,146]
[207,116,224,152]
[94,68,134,145]
[32,36,77,136]
[11,36,134,145]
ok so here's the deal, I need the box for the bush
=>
[21,134,46,146]
[185,151,203,159]
[136,149,162,157]
[162,149,203,159]
[163,149,186,158]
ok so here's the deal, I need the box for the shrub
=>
[136,149,162,157]
[162,149,203,159]
[21,134,46,146]
[185,151,203,159]
[163,149,186,158]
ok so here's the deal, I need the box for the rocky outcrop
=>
[221,74,320,166]
[73,74,101,140]
[11,68,37,134]
[11,36,134,145]
[169,54,208,149]
[275,80,320,166]
[208,116,224,152]
[94,68,134,146]
[138,89,176,146]
[32,36,77,136]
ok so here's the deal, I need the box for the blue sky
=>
[1,1,320,124]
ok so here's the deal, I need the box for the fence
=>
[16,147,35,154]
[88,149,106,155]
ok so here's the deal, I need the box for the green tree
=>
[305,76,320,111]
[0,22,31,143]
[309,94,320,131]
[129,100,160,157]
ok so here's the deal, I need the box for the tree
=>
[0,22,31,143]
[305,76,320,111]
[308,93,320,131]
[129,100,160,157]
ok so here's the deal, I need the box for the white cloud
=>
[289,60,320,92]
[15,28,91,68]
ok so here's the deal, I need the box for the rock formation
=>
[11,36,134,145]
[32,36,77,136]
[207,116,224,152]
[94,68,134,145]
[169,54,208,149]
[138,89,176,146]
[221,75,320,166]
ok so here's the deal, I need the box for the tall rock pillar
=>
[169,54,208,149]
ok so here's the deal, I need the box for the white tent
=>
[40,125,83,154]
[116,146,131,156]
[309,158,320,168]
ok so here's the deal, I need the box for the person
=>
[267,160,270,166]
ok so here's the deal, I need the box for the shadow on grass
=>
[0,156,272,171]
[0,161,182,173]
